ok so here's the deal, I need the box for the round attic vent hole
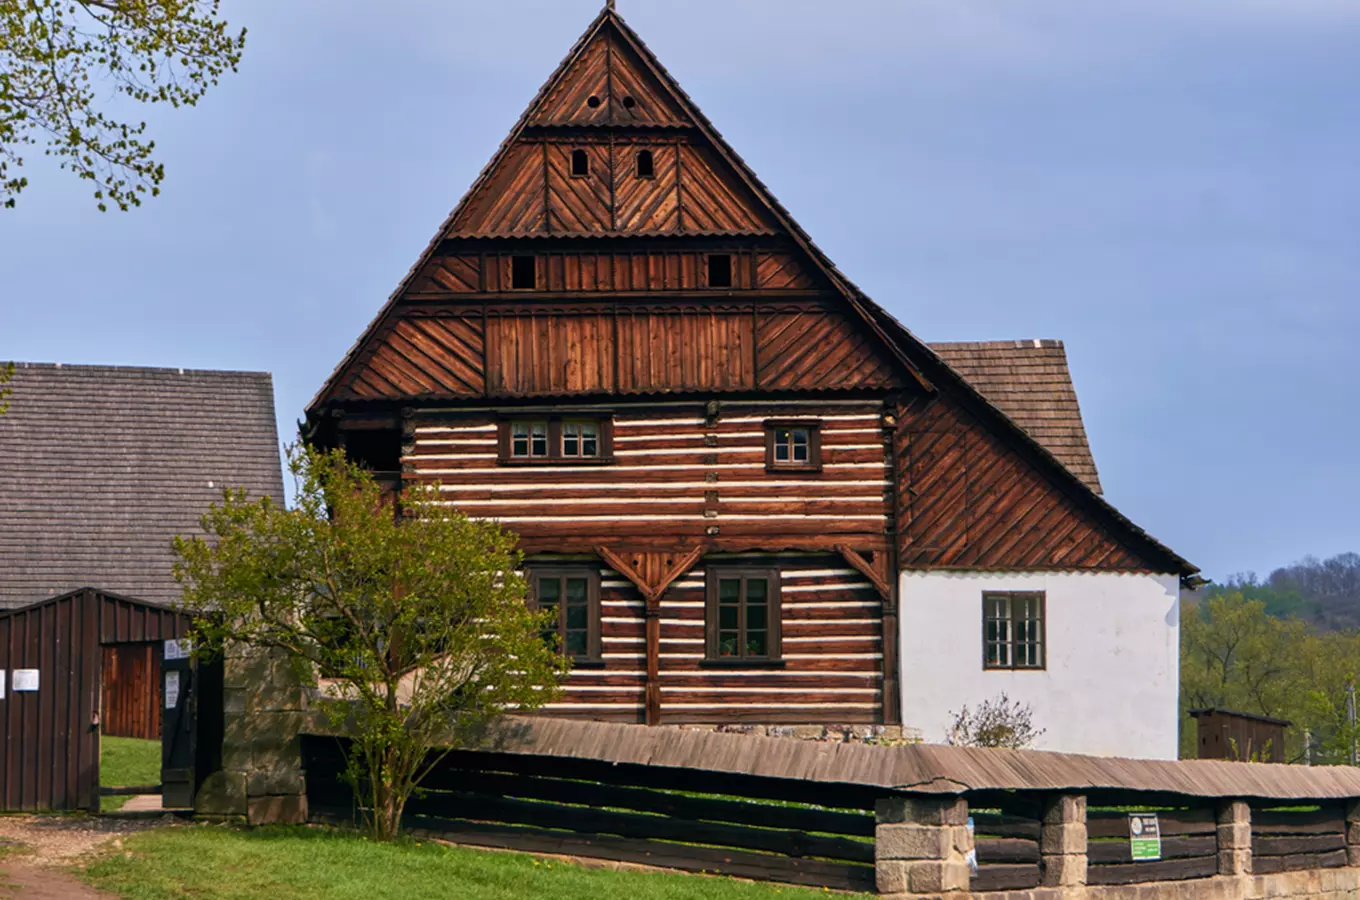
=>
[622,95,636,108]
[587,95,602,108]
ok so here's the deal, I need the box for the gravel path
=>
[0,814,173,899]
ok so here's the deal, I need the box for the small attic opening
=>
[622,95,637,109]
[636,149,655,179]
[511,255,537,290]
[707,254,733,288]
[587,95,602,108]
[571,149,590,177]
[343,428,401,474]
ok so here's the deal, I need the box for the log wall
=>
[405,401,892,549]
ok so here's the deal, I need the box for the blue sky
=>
[2,0,1357,582]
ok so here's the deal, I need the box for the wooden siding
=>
[102,644,160,741]
[335,307,890,401]
[536,556,882,725]
[449,142,547,236]
[446,138,776,238]
[406,402,891,549]
[409,249,809,296]
[529,31,689,128]
[756,307,901,391]
[896,392,1156,570]
[345,317,485,399]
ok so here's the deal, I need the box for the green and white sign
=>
[1128,813,1162,861]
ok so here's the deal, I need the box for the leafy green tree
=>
[174,445,568,841]
[1,0,246,210]
[1180,591,1360,764]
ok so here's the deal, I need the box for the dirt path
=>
[0,814,172,899]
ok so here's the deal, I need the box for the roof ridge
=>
[927,339,1066,350]
[10,361,275,379]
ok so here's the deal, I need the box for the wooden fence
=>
[294,722,1360,896]
[1085,805,1218,885]
[301,735,878,892]
[971,796,1042,891]
[1250,803,1349,874]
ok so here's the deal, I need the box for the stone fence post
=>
[875,795,972,896]
[1041,793,1087,888]
[1217,799,1252,876]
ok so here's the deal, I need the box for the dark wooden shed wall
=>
[0,589,189,811]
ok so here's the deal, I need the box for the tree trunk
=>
[369,749,407,841]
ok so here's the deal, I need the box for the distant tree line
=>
[1181,553,1360,763]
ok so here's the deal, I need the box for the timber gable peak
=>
[446,11,775,239]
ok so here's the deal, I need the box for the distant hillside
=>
[1190,552,1360,631]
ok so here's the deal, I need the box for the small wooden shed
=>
[1189,707,1290,763]
[0,588,190,811]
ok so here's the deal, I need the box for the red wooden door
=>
[101,644,160,740]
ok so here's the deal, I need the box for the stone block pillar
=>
[1217,799,1252,876]
[1041,793,1088,888]
[195,645,309,825]
[875,795,972,896]
[1347,799,1360,867]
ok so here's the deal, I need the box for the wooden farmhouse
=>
[306,7,1198,759]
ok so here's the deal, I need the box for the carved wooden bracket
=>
[595,545,705,605]
[835,544,893,603]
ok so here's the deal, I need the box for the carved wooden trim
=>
[835,544,892,602]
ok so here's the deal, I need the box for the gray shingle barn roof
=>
[0,363,284,608]
[929,340,1103,494]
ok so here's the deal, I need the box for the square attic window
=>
[707,253,733,288]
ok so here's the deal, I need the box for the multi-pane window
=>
[706,568,781,661]
[500,417,612,464]
[983,592,1045,670]
[561,421,599,458]
[765,421,821,471]
[532,567,600,662]
[510,421,549,458]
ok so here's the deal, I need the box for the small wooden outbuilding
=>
[1189,707,1290,763]
[0,588,190,811]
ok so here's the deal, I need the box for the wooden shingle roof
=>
[0,363,284,608]
[929,340,1103,494]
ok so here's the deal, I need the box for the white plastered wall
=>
[898,571,1180,760]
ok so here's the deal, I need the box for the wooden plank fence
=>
[1251,803,1349,875]
[301,735,877,892]
[1085,805,1219,885]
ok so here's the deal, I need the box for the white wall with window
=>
[898,570,1180,760]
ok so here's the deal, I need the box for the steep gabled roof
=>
[0,363,284,608]
[930,340,1102,494]
[304,6,1196,582]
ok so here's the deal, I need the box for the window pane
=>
[746,630,767,657]
[531,422,547,457]
[718,634,739,657]
[581,423,598,457]
[538,578,560,607]
[565,630,588,656]
[719,579,740,603]
[746,579,767,603]
[565,578,587,605]
[718,604,739,631]
[792,429,808,462]
[563,422,579,457]
[747,603,766,631]
[512,422,529,457]
[565,601,588,631]
[774,439,789,462]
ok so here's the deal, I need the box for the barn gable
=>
[309,6,915,412]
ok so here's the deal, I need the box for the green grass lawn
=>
[79,825,870,900]
[100,736,161,812]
